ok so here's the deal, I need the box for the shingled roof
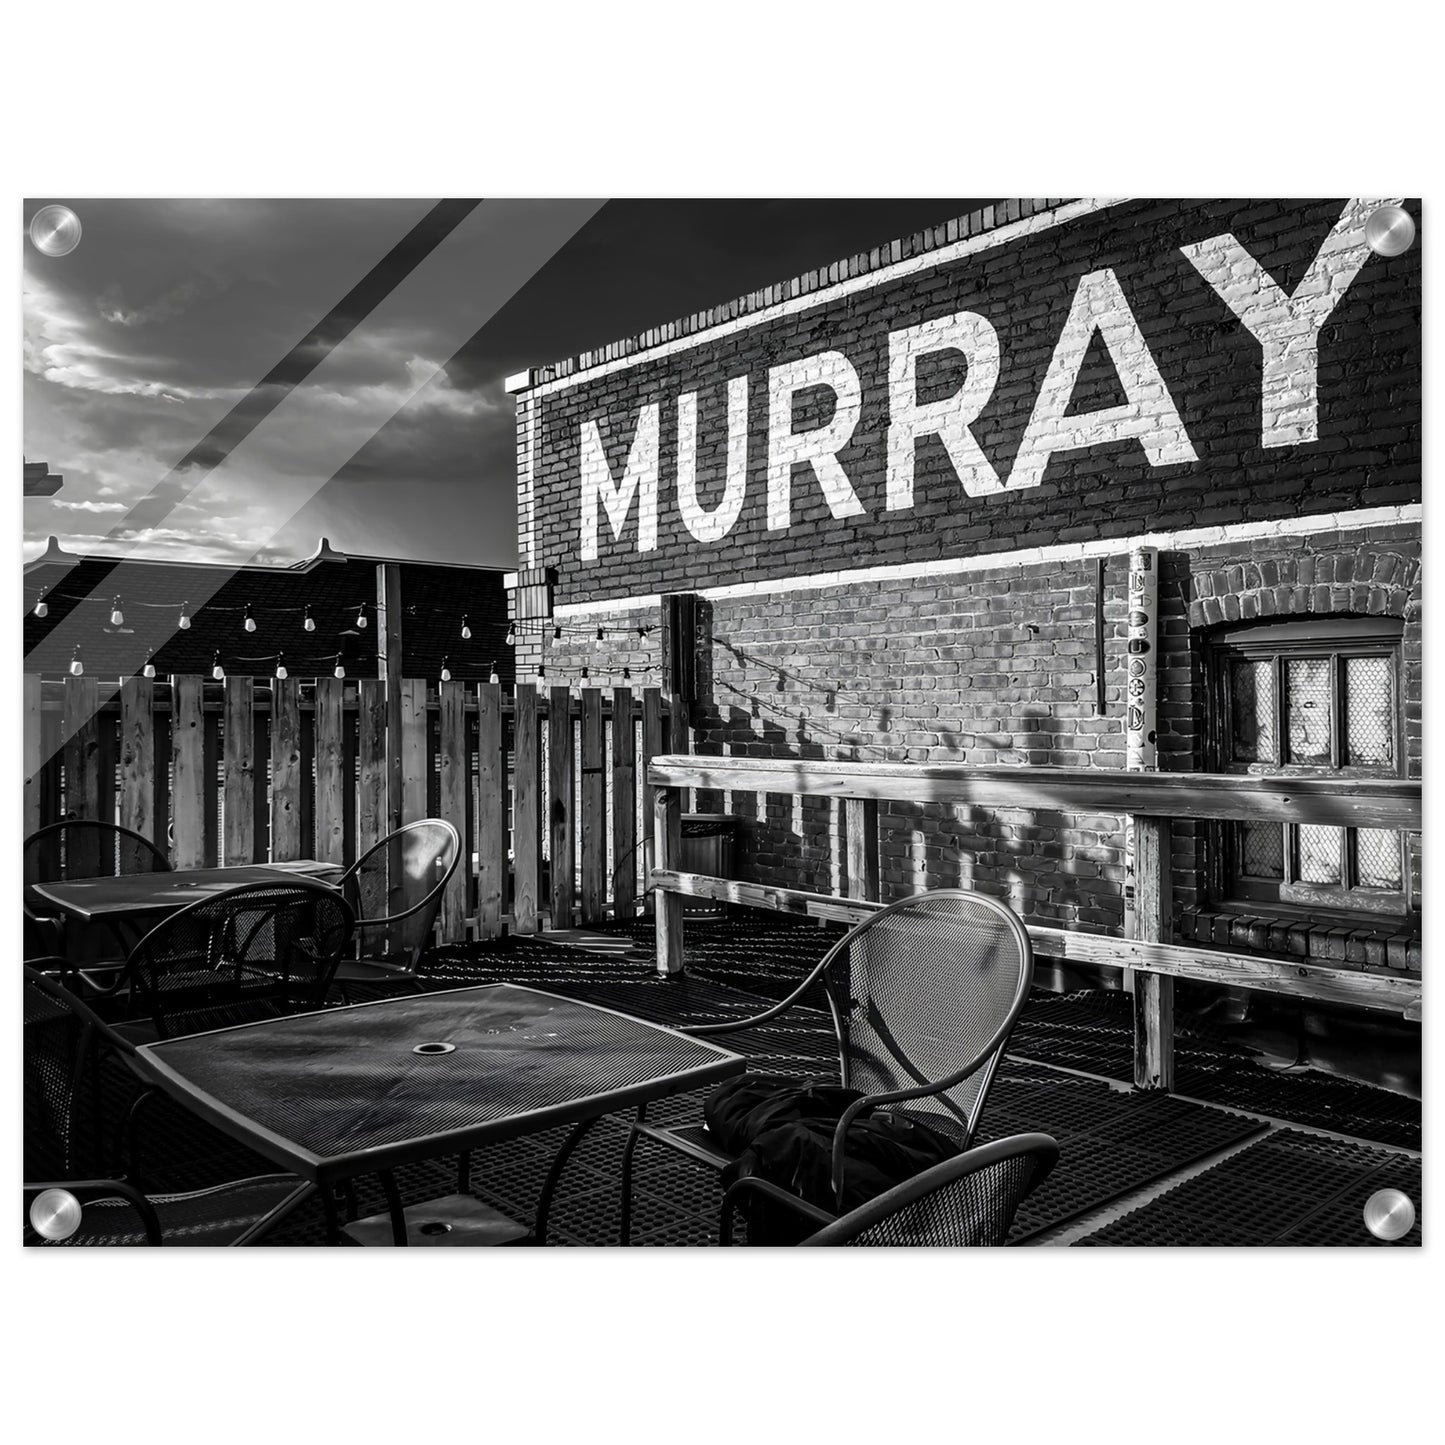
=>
[22,537,513,684]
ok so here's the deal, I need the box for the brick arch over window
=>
[1187,550,1420,630]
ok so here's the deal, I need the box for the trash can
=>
[680,813,737,920]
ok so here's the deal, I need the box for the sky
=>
[22,198,994,570]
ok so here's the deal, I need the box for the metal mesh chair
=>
[331,819,460,991]
[614,888,1035,1242]
[23,966,315,1246]
[719,1133,1059,1246]
[118,878,355,1042]
[24,820,171,961]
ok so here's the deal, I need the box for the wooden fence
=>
[646,754,1423,1092]
[22,674,675,944]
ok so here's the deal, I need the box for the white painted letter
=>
[676,376,748,543]
[886,311,1004,509]
[579,405,660,560]
[1180,197,1398,448]
[766,351,865,531]
[1010,268,1197,490]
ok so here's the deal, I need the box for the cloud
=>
[50,498,128,513]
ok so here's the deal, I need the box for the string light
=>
[623,666,631,680]
[109,595,125,626]
[178,602,192,630]
[34,588,48,618]
[461,615,472,640]
[275,653,288,681]
[304,607,316,632]
[440,657,452,683]
[212,652,225,681]
[637,626,647,640]
[334,657,346,679]
[243,605,257,633]
[536,663,546,681]
[596,626,605,642]
[553,624,562,640]
[505,623,516,647]
[69,647,83,677]
[488,662,499,685]
[355,605,368,629]
[142,651,156,680]
[581,666,589,681]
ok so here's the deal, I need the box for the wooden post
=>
[580,687,606,925]
[548,684,575,929]
[640,687,665,915]
[844,798,880,902]
[23,675,43,882]
[400,678,428,825]
[270,676,302,862]
[171,675,206,870]
[654,784,684,976]
[475,682,505,938]
[612,686,636,919]
[313,676,346,866]
[356,678,388,863]
[118,677,157,863]
[512,683,541,933]
[223,677,257,865]
[203,706,221,868]
[62,676,102,858]
[377,563,405,836]
[437,678,469,944]
[1132,814,1175,1090]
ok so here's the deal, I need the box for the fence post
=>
[475,682,505,938]
[437,678,469,944]
[548,684,574,930]
[654,783,684,976]
[641,687,664,914]
[844,798,879,903]
[118,676,157,863]
[171,675,206,870]
[270,677,302,861]
[313,676,346,866]
[612,686,636,920]
[1132,814,1174,1090]
[512,683,541,934]
[356,678,388,864]
[223,677,256,866]
[580,687,606,926]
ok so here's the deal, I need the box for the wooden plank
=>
[640,687,664,915]
[400,678,428,825]
[62,677,102,875]
[548,684,575,930]
[377,563,405,835]
[653,788,684,976]
[269,677,302,862]
[612,686,636,919]
[97,704,118,837]
[203,707,221,868]
[40,690,63,841]
[437,679,469,945]
[153,705,170,866]
[253,710,270,861]
[1132,815,1174,1091]
[843,797,879,902]
[512,684,541,934]
[222,677,256,866]
[118,678,155,856]
[356,678,388,864]
[171,675,206,870]
[644,756,1421,830]
[580,688,606,925]
[475,682,506,939]
[23,676,43,876]
[313,676,346,866]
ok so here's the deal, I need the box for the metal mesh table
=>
[135,984,745,1245]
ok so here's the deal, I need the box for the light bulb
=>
[356,607,368,629]
[536,663,546,681]
[553,625,562,641]
[505,624,516,647]
[441,658,452,683]
[581,667,589,681]
[212,653,225,681]
[34,591,48,619]
[303,608,316,632]
[637,626,647,639]
[275,655,288,680]
[623,667,631,680]
[334,662,346,680]
[488,664,499,685]
[596,626,605,642]
[110,596,124,627]
[69,649,83,677]
[243,606,256,633]
[143,654,156,680]
[461,616,472,640]
[178,602,191,630]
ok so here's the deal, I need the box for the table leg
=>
[379,1170,408,1246]
[456,1150,472,1197]
[532,1116,601,1246]
[321,1186,343,1245]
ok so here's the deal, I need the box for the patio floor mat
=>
[1073,1129,1422,1247]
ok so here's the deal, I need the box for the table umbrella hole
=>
[418,1220,453,1236]
[413,1041,456,1055]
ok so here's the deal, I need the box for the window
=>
[1206,616,1408,917]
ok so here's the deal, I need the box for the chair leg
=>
[532,1116,600,1246]
[619,1104,648,1246]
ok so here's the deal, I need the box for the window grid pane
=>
[1237,821,1285,879]
[1356,829,1403,890]
[1285,658,1332,765]
[1345,656,1394,768]
[1297,824,1342,885]
[1230,659,1276,763]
